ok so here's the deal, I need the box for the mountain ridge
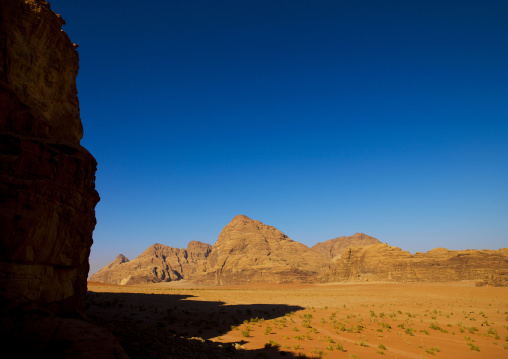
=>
[91,215,508,286]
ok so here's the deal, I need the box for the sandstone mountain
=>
[311,233,381,261]
[322,243,508,286]
[90,241,211,285]
[192,215,329,285]
[91,215,508,287]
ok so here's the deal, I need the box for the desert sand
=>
[87,281,508,358]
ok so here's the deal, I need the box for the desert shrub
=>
[241,327,251,337]
[264,326,272,335]
[468,326,478,334]
[429,323,441,331]
[302,321,312,328]
[336,342,345,351]
[424,347,440,355]
[405,327,415,336]
[325,336,335,343]
[334,322,346,331]
[487,327,499,337]
[468,343,480,351]
[380,322,391,329]
[378,344,387,350]
[420,329,429,335]
[292,326,300,331]
[264,340,280,348]
[310,348,326,358]
[359,339,368,347]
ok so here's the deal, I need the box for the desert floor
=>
[87,281,508,358]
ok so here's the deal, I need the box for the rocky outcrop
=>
[90,242,212,285]
[192,215,329,285]
[0,0,99,315]
[311,233,381,261]
[321,243,508,285]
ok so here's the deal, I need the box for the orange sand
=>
[87,281,508,358]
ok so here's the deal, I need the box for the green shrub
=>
[264,340,280,348]
[468,343,480,351]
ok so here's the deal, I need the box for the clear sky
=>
[48,0,508,276]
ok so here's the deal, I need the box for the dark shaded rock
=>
[0,0,99,316]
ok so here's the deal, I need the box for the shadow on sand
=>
[86,290,306,359]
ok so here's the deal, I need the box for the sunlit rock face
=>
[311,233,381,261]
[195,215,329,285]
[0,0,100,315]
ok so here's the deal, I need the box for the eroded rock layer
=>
[0,0,99,314]
[322,244,508,286]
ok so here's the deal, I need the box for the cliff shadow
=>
[86,289,305,358]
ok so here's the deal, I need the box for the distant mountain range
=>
[90,215,508,286]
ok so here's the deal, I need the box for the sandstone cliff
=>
[311,233,381,261]
[90,241,211,285]
[0,1,129,357]
[0,0,99,315]
[193,215,329,285]
[322,243,508,285]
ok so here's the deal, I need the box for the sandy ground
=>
[87,281,508,358]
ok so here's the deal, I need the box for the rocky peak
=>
[196,216,328,285]
[311,232,381,261]
[116,254,129,263]
[187,240,212,260]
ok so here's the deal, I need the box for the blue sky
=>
[48,0,508,276]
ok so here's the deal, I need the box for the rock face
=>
[193,215,329,285]
[311,233,381,261]
[0,0,100,315]
[0,0,99,312]
[0,1,129,357]
[322,243,508,285]
[90,241,212,285]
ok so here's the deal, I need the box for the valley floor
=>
[86,281,508,358]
